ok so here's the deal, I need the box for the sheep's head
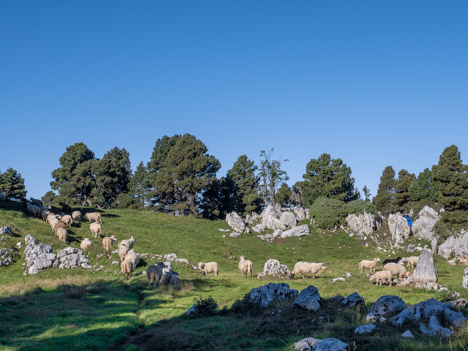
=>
[198,262,205,270]
[240,256,246,261]
[376,258,381,261]
[110,235,118,241]
[320,263,327,270]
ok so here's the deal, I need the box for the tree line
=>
[0,135,466,235]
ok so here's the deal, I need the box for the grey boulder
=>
[249,283,298,308]
[293,286,321,311]
[413,249,438,290]
[366,295,408,322]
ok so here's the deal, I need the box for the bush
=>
[310,197,347,229]
[346,200,377,217]
[190,296,219,317]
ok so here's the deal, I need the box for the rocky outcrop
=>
[413,249,438,290]
[280,212,297,228]
[294,206,309,220]
[346,212,381,239]
[0,248,14,266]
[342,292,364,307]
[257,259,291,279]
[293,285,321,311]
[0,225,14,236]
[226,212,250,234]
[164,253,198,269]
[249,283,298,308]
[280,225,310,238]
[294,337,347,351]
[251,224,265,233]
[354,324,378,335]
[261,205,286,230]
[24,234,56,274]
[52,247,91,269]
[366,295,408,322]
[412,206,440,240]
[388,213,411,244]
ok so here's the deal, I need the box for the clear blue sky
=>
[1,1,467,199]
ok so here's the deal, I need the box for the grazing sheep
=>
[41,209,51,221]
[383,262,407,281]
[121,260,135,280]
[238,256,253,277]
[119,236,136,251]
[102,235,118,258]
[369,270,393,286]
[85,212,101,223]
[90,222,102,238]
[291,262,327,279]
[198,262,219,277]
[23,200,41,218]
[54,221,66,234]
[80,238,92,251]
[61,215,73,227]
[30,198,43,207]
[358,258,380,273]
[382,257,402,266]
[146,263,165,287]
[72,211,81,222]
[407,256,419,268]
[118,246,129,261]
[56,227,68,243]
[124,249,140,267]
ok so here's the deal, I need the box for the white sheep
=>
[119,236,136,250]
[146,263,165,287]
[54,221,66,234]
[102,235,118,258]
[407,256,419,268]
[358,257,380,273]
[383,262,407,281]
[85,212,101,223]
[41,209,51,221]
[80,238,92,251]
[121,259,135,280]
[61,215,73,227]
[198,262,219,277]
[118,246,129,261]
[56,227,68,243]
[90,222,102,238]
[124,249,140,267]
[238,256,253,278]
[291,262,327,279]
[72,210,81,222]
[369,270,393,286]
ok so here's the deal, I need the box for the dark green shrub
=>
[346,200,377,217]
[310,197,347,229]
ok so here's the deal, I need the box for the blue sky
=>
[1,1,467,199]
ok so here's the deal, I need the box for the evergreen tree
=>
[373,166,396,215]
[362,185,371,202]
[226,155,261,215]
[394,169,415,212]
[409,168,438,203]
[432,145,468,227]
[93,147,131,208]
[51,142,96,206]
[300,153,357,207]
[41,191,56,206]
[120,161,151,209]
[259,149,288,206]
[0,168,27,200]
[276,183,292,207]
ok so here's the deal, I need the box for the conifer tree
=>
[394,169,415,212]
[373,166,396,215]
[0,168,27,200]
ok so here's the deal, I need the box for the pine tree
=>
[362,185,371,202]
[276,183,292,207]
[0,168,27,200]
[259,149,288,206]
[409,168,438,203]
[394,169,415,212]
[41,191,56,206]
[373,166,396,215]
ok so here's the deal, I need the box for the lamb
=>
[61,215,73,227]
[369,270,393,286]
[85,212,102,223]
[102,235,118,258]
[407,256,419,268]
[72,211,81,222]
[291,262,327,279]
[56,227,68,243]
[121,259,136,280]
[90,222,102,238]
[383,262,407,281]
[80,238,92,251]
[146,263,165,287]
[358,258,380,273]
[119,236,136,251]
[382,257,402,266]
[238,256,253,277]
[198,262,219,277]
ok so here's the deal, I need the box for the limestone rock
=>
[420,315,452,337]
[412,206,440,240]
[293,285,321,311]
[0,248,14,266]
[342,292,364,307]
[366,295,407,322]
[280,212,297,228]
[354,324,378,335]
[346,212,381,239]
[257,259,291,279]
[54,247,91,269]
[280,224,310,238]
[229,232,241,238]
[251,224,265,233]
[294,206,309,220]
[226,212,249,233]
[388,213,411,244]
[163,253,197,269]
[0,225,13,236]
[294,337,347,351]
[261,205,286,230]
[413,249,438,290]
[249,283,298,308]
[438,235,458,259]
[24,234,55,274]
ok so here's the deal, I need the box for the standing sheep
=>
[383,263,407,282]
[56,227,68,243]
[80,238,93,251]
[119,236,136,250]
[358,258,380,273]
[121,260,135,280]
[238,256,253,277]
[72,210,81,222]
[291,262,327,279]
[90,222,102,238]
[407,256,419,268]
[124,249,140,267]
[198,262,219,277]
[23,200,41,218]
[54,221,66,234]
[102,235,118,258]
[369,270,393,286]
[146,263,165,287]
[85,212,102,223]
[61,215,73,227]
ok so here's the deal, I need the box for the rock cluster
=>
[257,259,291,279]
[366,295,408,322]
[52,247,91,269]
[0,247,14,266]
[257,224,310,242]
[164,253,198,270]
[412,206,440,240]
[294,206,310,220]
[346,212,381,239]
[225,211,250,234]
[388,213,411,244]
[261,205,286,231]
[438,229,468,264]
[0,225,14,236]
[249,283,298,308]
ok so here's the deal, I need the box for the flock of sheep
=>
[359,256,419,286]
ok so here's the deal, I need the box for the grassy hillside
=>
[0,201,467,350]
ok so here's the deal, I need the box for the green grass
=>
[0,200,467,350]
